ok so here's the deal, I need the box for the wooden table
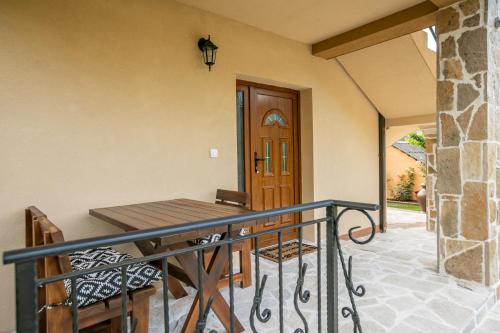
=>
[90,198,256,333]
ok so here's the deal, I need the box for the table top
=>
[89,198,254,244]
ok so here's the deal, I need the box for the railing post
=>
[326,205,338,333]
[15,261,38,333]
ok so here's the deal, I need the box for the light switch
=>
[209,148,219,158]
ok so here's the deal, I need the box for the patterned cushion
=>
[192,228,248,245]
[64,247,161,307]
[193,233,223,245]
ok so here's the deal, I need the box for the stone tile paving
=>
[387,207,426,226]
[472,302,500,333]
[148,226,498,332]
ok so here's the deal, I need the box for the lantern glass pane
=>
[203,49,209,64]
[207,49,215,64]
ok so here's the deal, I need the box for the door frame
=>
[236,80,302,216]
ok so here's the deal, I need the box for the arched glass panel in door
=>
[263,111,286,127]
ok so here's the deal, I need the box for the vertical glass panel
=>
[281,142,288,173]
[236,91,245,191]
[264,141,272,174]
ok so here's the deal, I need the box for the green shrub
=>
[406,132,426,149]
[392,167,416,202]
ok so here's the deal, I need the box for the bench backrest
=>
[26,206,72,331]
[215,189,250,208]
[25,206,156,332]
[26,206,72,275]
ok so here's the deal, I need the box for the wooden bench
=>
[25,206,155,333]
[203,189,252,288]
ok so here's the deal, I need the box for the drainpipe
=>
[378,113,387,233]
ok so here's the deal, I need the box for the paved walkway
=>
[473,302,500,333]
[148,214,498,332]
[387,207,426,228]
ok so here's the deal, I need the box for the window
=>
[281,142,288,173]
[263,111,286,126]
[264,141,272,174]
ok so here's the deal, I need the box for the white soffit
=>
[175,0,423,44]
[338,31,436,120]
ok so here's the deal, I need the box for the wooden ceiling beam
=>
[312,1,439,59]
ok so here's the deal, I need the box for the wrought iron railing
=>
[3,199,378,333]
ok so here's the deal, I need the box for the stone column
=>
[425,136,438,232]
[436,0,499,286]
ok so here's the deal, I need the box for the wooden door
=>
[240,82,300,247]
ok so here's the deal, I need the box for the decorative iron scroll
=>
[250,274,272,332]
[293,262,310,333]
[248,206,376,333]
[335,208,377,333]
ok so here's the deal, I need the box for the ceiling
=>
[176,0,424,44]
[338,31,436,120]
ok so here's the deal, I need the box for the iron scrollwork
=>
[250,274,272,332]
[5,200,381,333]
[293,262,310,333]
[335,208,376,333]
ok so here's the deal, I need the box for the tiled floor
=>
[387,207,426,227]
[148,211,498,332]
[473,302,500,333]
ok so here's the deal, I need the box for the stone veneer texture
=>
[426,137,438,232]
[436,0,500,286]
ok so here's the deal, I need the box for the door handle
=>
[254,152,267,174]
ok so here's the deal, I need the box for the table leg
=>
[135,240,187,299]
[169,241,244,333]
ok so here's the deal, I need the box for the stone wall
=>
[426,136,438,232]
[436,0,500,286]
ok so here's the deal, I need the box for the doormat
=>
[257,241,317,263]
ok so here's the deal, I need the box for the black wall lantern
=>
[198,35,218,71]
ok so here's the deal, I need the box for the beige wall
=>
[386,146,425,200]
[0,0,379,329]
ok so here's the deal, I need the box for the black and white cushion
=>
[192,228,248,245]
[64,247,161,307]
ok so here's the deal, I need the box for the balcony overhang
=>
[312,0,461,59]
[386,114,436,128]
